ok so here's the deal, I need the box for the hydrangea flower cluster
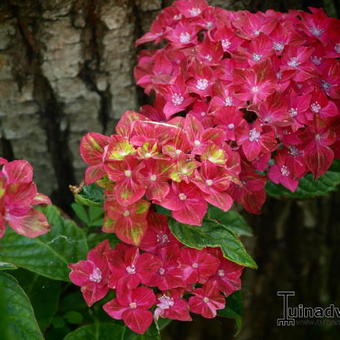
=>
[0,157,51,238]
[71,1,340,335]
[69,212,243,334]
[135,1,340,192]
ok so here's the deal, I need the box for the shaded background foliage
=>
[0,0,339,339]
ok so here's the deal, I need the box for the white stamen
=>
[196,78,209,91]
[288,108,298,117]
[179,193,187,201]
[129,302,137,309]
[124,170,132,177]
[218,269,225,277]
[123,210,130,217]
[227,123,235,129]
[252,53,263,62]
[156,232,169,244]
[179,32,191,44]
[311,102,321,113]
[251,86,259,93]
[249,128,260,142]
[224,96,233,106]
[280,165,290,177]
[222,39,231,50]
[150,174,157,181]
[335,43,340,53]
[126,265,136,274]
[203,297,210,303]
[273,41,284,51]
[287,57,300,68]
[194,140,201,146]
[89,267,102,283]
[189,7,201,17]
[192,262,199,268]
[159,267,165,275]
[206,179,213,186]
[309,26,324,37]
[311,56,322,65]
[172,93,184,106]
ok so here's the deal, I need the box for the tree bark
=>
[1,1,339,339]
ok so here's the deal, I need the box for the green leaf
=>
[0,205,88,281]
[208,206,253,237]
[64,322,125,340]
[266,171,340,199]
[13,269,61,331]
[0,272,44,340]
[71,203,90,225]
[218,291,243,335]
[169,218,257,268]
[0,261,17,270]
[75,184,104,207]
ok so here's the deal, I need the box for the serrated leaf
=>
[266,171,340,199]
[64,322,125,340]
[208,206,253,237]
[0,262,17,270]
[75,184,104,207]
[218,291,243,335]
[13,269,61,331]
[0,272,44,340]
[169,219,257,268]
[0,205,88,281]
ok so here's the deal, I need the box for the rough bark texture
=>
[0,0,339,339]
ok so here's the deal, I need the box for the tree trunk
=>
[0,0,338,339]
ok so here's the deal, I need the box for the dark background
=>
[0,0,339,339]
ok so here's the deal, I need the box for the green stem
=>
[121,326,127,340]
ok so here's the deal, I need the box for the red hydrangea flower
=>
[188,281,226,318]
[0,159,51,238]
[103,286,156,334]
[69,240,110,307]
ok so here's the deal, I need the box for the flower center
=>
[145,152,152,158]
[280,165,290,177]
[175,149,182,155]
[179,32,191,44]
[123,210,130,217]
[222,39,231,50]
[172,93,184,106]
[224,96,233,106]
[158,295,174,308]
[273,41,284,51]
[288,108,298,117]
[311,102,321,113]
[194,140,201,146]
[192,262,199,269]
[189,7,201,17]
[206,179,213,186]
[288,146,300,157]
[251,86,259,93]
[227,123,235,129]
[252,53,263,62]
[159,267,166,275]
[203,297,210,303]
[249,128,260,142]
[126,265,136,274]
[321,80,331,92]
[287,57,300,68]
[124,170,132,177]
[218,269,225,277]
[311,56,322,65]
[129,302,137,309]
[201,111,206,117]
[89,267,102,283]
[335,43,340,53]
[150,174,157,181]
[156,232,169,244]
[309,26,324,37]
[179,193,187,201]
[196,78,209,91]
